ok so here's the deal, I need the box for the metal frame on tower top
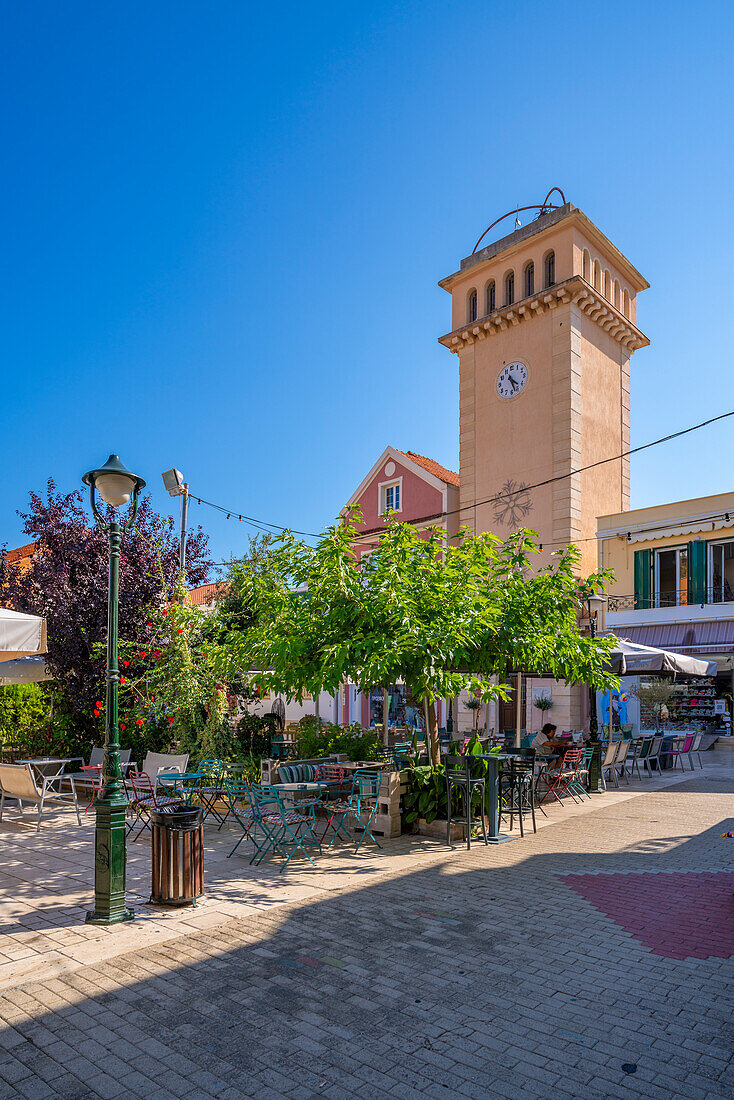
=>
[472,188,567,255]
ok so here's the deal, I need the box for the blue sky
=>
[1,0,732,567]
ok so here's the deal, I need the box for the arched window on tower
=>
[505,271,515,306]
[613,280,620,309]
[486,280,496,314]
[582,249,590,281]
[467,288,477,323]
[544,250,555,287]
[523,261,534,298]
[604,270,611,300]
[623,288,630,318]
[593,259,601,291]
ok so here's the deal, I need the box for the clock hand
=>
[509,375,518,391]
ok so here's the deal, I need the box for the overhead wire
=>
[395,409,734,529]
[186,409,734,550]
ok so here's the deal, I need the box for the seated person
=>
[531,723,557,751]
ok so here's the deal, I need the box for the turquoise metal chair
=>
[567,747,594,800]
[326,770,383,852]
[248,783,322,871]
[224,779,259,859]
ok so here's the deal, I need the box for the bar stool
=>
[498,749,537,836]
[445,755,488,850]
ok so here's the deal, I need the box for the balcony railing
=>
[608,587,734,612]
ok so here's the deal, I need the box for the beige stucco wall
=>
[454,290,635,577]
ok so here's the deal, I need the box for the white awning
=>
[0,608,47,663]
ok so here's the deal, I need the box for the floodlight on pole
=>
[161,468,188,576]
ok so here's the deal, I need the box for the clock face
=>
[496,361,528,399]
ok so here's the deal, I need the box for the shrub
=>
[403,764,448,825]
[0,684,92,760]
[294,717,382,762]
[236,712,277,757]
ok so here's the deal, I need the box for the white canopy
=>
[0,655,53,685]
[0,608,47,663]
[605,637,717,678]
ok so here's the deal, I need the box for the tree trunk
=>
[425,698,439,765]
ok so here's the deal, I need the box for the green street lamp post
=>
[584,590,606,794]
[83,454,145,925]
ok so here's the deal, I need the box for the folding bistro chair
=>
[126,771,183,840]
[567,746,594,801]
[316,769,359,846]
[190,759,229,826]
[326,770,383,852]
[248,784,322,871]
[223,779,260,859]
[539,748,584,805]
[599,739,618,790]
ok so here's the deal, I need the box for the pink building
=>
[344,446,460,560]
[341,446,460,729]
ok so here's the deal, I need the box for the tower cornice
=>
[438,276,649,355]
[439,206,649,293]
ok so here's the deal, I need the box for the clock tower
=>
[439,200,649,579]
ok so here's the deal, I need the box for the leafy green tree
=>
[215,512,619,763]
[118,579,238,761]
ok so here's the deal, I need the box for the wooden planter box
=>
[418,817,464,841]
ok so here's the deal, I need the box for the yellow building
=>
[597,492,734,676]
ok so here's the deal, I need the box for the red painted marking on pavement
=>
[560,872,734,960]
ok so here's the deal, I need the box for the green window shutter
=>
[634,549,651,610]
[687,540,707,605]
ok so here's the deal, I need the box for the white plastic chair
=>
[140,751,189,790]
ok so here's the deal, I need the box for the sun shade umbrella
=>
[604,637,717,678]
[0,607,47,663]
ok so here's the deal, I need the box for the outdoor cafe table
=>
[475,753,525,843]
[271,781,329,807]
[18,757,79,783]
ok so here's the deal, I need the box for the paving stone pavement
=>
[1,770,733,1099]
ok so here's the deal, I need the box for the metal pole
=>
[587,601,603,793]
[423,698,433,766]
[515,670,522,748]
[86,520,133,925]
[179,484,189,576]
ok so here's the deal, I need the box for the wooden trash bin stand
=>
[150,805,204,907]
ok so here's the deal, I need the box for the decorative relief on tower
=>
[493,479,532,527]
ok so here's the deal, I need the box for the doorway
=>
[498,676,526,735]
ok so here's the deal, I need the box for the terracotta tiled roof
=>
[187,582,223,606]
[399,451,460,487]
[3,543,36,565]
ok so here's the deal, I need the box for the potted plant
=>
[533,692,553,724]
[464,695,482,732]
[630,681,679,734]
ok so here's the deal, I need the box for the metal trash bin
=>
[150,804,204,907]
